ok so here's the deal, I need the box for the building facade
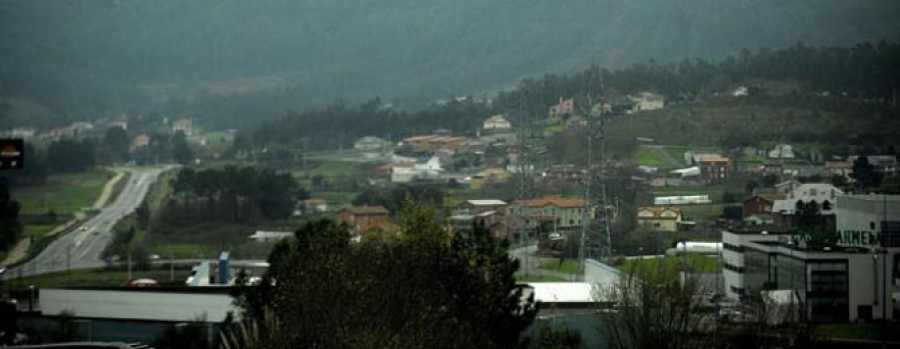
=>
[700,157,731,183]
[722,194,900,322]
[636,206,683,232]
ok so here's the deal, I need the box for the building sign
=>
[0,139,24,170]
[791,230,881,248]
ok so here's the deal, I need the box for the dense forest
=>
[253,42,900,150]
[1,0,897,121]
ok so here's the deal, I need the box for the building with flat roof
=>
[722,194,900,322]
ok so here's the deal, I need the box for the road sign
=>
[0,139,24,170]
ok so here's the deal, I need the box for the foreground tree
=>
[228,205,536,348]
[0,178,22,251]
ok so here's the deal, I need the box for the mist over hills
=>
[1,0,898,117]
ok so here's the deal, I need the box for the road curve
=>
[3,166,169,279]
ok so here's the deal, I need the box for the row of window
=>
[724,262,744,273]
[723,242,743,253]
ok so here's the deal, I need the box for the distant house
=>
[636,206,682,232]
[109,121,128,131]
[10,127,35,138]
[731,86,749,97]
[762,160,783,176]
[391,156,443,183]
[483,114,512,130]
[303,198,329,214]
[508,196,589,234]
[742,194,785,220]
[825,160,853,179]
[337,205,396,235]
[700,157,731,183]
[768,144,794,159]
[399,135,465,153]
[131,134,150,151]
[629,92,665,111]
[684,151,723,165]
[565,116,588,128]
[548,98,575,117]
[454,199,509,217]
[354,136,388,152]
[543,164,587,182]
[172,119,193,135]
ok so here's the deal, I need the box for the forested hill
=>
[1,0,898,118]
[254,41,900,151]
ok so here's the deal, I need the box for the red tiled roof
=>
[524,196,585,208]
[340,205,390,215]
[637,206,682,219]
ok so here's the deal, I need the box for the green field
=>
[662,146,690,163]
[539,259,580,274]
[23,224,58,238]
[679,204,727,221]
[635,146,669,167]
[291,159,373,179]
[13,171,111,215]
[616,255,720,274]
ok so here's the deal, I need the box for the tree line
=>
[493,41,900,116]
[170,166,306,223]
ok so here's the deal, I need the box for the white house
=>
[629,92,665,111]
[768,144,794,159]
[354,136,389,152]
[483,114,512,130]
[771,183,843,215]
[391,156,443,183]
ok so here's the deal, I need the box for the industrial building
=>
[722,194,900,322]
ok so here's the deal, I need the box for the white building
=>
[391,156,443,183]
[721,194,900,322]
[482,114,512,130]
[768,144,795,159]
[771,183,843,216]
[354,136,389,152]
[654,195,711,205]
[629,92,665,111]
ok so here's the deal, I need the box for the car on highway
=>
[79,226,89,231]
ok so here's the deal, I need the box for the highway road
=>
[3,166,168,279]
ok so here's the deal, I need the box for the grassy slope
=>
[13,170,110,215]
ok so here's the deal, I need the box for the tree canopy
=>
[228,208,535,348]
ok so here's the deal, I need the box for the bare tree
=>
[595,261,714,349]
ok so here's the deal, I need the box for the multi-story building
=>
[700,157,730,183]
[722,194,900,322]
